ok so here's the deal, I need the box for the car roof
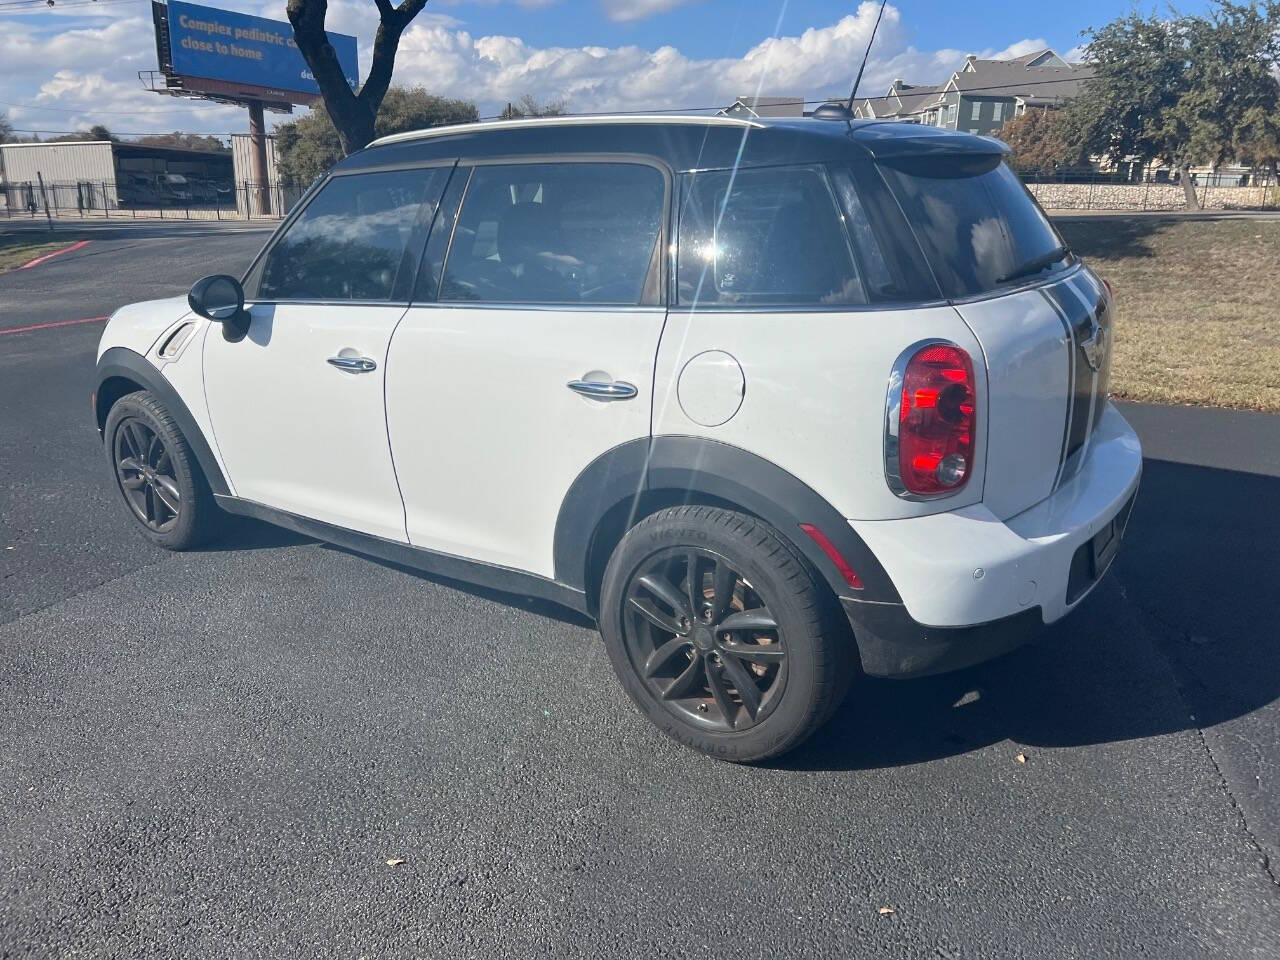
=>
[334,114,1007,175]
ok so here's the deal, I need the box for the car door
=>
[203,165,452,542]
[385,159,669,576]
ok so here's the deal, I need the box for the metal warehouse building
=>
[0,139,235,212]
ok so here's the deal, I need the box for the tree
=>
[0,111,13,144]
[1170,1,1280,180]
[137,132,230,152]
[287,0,434,155]
[63,124,117,143]
[1069,12,1200,207]
[499,94,567,119]
[1070,2,1280,208]
[999,108,1081,171]
[276,85,477,183]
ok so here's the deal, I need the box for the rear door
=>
[385,159,669,576]
[877,155,1087,519]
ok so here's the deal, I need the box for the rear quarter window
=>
[877,156,1066,299]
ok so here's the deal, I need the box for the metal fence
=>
[1014,167,1279,212]
[0,179,309,222]
[4,170,1278,221]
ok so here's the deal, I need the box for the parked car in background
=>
[91,115,1141,761]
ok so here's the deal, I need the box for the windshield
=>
[877,155,1067,298]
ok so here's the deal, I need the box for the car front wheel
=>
[599,505,854,762]
[103,390,217,550]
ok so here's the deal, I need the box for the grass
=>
[1057,217,1280,412]
[0,233,87,272]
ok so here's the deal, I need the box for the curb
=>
[16,239,92,270]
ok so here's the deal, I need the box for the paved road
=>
[2,223,1277,958]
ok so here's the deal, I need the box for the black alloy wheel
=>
[113,416,183,533]
[622,548,787,732]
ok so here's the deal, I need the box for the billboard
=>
[163,0,358,101]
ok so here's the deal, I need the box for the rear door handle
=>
[327,355,377,373]
[567,379,638,401]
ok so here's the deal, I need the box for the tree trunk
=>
[288,0,428,156]
[1178,164,1201,210]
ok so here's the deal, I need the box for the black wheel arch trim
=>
[94,346,231,498]
[553,435,903,607]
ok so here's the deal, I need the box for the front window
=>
[257,168,447,302]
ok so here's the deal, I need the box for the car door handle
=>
[567,379,638,401]
[327,355,377,373]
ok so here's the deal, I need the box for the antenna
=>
[847,0,890,112]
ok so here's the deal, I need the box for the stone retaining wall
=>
[1028,181,1276,211]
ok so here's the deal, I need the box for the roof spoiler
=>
[856,124,1011,160]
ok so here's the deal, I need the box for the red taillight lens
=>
[891,342,976,497]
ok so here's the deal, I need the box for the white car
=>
[93,115,1142,762]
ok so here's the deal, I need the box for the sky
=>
[0,0,1215,141]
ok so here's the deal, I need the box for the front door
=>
[203,165,452,542]
[386,159,670,576]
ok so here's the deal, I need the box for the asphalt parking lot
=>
[2,221,1278,958]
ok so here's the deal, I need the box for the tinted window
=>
[258,168,445,301]
[878,157,1066,298]
[440,163,665,305]
[677,165,865,306]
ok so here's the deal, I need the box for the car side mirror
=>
[188,275,250,342]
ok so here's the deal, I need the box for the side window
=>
[257,167,447,302]
[676,165,866,307]
[440,162,665,305]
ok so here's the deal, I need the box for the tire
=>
[599,505,854,763]
[103,390,218,550]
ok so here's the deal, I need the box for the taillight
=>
[886,341,977,498]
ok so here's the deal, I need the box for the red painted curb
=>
[0,315,109,337]
[16,239,91,270]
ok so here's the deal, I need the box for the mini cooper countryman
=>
[93,115,1142,762]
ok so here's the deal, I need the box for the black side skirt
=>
[215,495,591,618]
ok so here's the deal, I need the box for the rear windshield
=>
[877,156,1067,298]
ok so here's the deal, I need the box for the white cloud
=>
[391,4,1048,116]
[0,3,1051,138]
[600,0,703,23]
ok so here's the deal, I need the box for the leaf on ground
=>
[386,858,405,867]
[1015,753,1027,764]
[878,906,895,916]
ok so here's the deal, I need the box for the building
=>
[0,138,234,211]
[853,49,1093,134]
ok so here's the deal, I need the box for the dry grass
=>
[1057,217,1280,411]
[0,233,86,271]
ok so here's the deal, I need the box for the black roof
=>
[334,116,1008,175]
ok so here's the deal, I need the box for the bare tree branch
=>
[288,0,434,155]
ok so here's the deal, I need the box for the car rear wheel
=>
[599,505,854,762]
[104,391,217,550]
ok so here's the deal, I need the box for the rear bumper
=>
[844,402,1142,677]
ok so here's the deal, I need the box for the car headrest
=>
[497,201,559,266]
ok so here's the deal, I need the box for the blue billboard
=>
[166,0,358,98]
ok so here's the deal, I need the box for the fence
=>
[1016,167,1278,212]
[4,170,1278,221]
[0,179,309,222]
